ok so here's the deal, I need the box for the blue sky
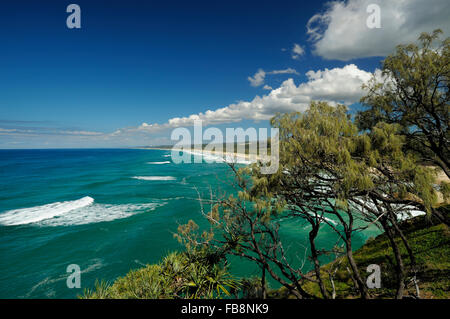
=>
[0,0,449,148]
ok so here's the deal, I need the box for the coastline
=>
[136,146,269,164]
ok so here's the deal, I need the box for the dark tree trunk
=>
[431,207,450,227]
[390,217,420,298]
[382,220,405,299]
[309,225,330,299]
[345,238,370,299]
[391,218,416,267]
[261,266,266,299]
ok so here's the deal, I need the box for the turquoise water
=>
[0,149,377,298]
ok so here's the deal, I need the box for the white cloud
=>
[269,68,299,75]
[292,43,305,59]
[307,0,450,61]
[248,68,298,87]
[263,85,273,90]
[0,128,18,132]
[59,130,103,136]
[0,127,103,136]
[248,69,266,87]
[119,64,378,135]
[3,65,380,147]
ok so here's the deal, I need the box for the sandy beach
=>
[137,146,271,164]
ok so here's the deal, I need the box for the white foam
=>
[351,201,426,222]
[132,176,176,181]
[306,212,337,226]
[182,149,253,164]
[147,161,170,164]
[0,196,94,226]
[224,154,252,165]
[23,258,105,297]
[396,207,426,221]
[39,202,164,226]
[189,150,223,162]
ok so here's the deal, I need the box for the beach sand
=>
[138,147,271,164]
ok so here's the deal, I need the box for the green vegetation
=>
[357,30,449,179]
[270,207,449,299]
[81,248,239,299]
[85,31,449,299]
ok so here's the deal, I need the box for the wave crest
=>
[0,196,94,226]
[0,197,165,226]
[132,176,176,181]
[40,202,163,226]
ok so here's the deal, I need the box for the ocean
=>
[0,149,378,298]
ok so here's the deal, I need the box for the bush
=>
[81,250,239,299]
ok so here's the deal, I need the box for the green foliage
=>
[174,99,442,299]
[293,210,450,299]
[90,31,448,300]
[80,280,111,299]
[440,181,450,203]
[258,101,438,212]
[357,30,449,176]
[80,250,239,299]
[240,276,269,299]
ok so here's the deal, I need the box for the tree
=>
[261,102,436,298]
[179,102,438,299]
[356,30,449,178]
[178,170,317,299]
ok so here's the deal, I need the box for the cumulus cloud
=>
[248,69,266,87]
[4,64,380,147]
[307,0,450,61]
[292,43,305,59]
[248,68,298,87]
[118,64,378,136]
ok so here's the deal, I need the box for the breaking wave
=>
[0,197,165,226]
[0,196,94,226]
[132,176,176,181]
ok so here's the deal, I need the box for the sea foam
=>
[147,161,171,164]
[132,176,176,181]
[181,149,253,164]
[0,196,94,226]
[39,202,163,226]
[0,197,165,226]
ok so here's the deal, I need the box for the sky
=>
[0,0,449,148]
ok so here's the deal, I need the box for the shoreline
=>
[136,146,268,163]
